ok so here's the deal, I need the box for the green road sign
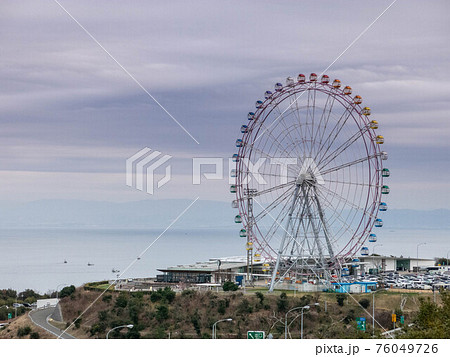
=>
[247,331,265,339]
[356,317,366,331]
[400,315,404,324]
[7,313,12,319]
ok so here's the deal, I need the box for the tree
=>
[255,291,265,305]
[359,298,370,309]
[156,305,169,322]
[59,285,76,298]
[222,281,239,291]
[402,290,450,338]
[336,294,346,307]
[115,293,128,308]
[277,293,289,312]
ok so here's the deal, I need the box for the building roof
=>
[158,256,267,273]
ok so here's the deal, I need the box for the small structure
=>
[332,282,377,294]
[36,298,59,309]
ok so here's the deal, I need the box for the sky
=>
[0,0,449,209]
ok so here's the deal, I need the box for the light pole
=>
[212,318,232,339]
[285,303,319,339]
[416,243,426,273]
[106,324,134,339]
[371,290,377,337]
[446,250,450,266]
[56,283,70,299]
[372,244,383,273]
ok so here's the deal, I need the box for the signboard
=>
[356,317,366,331]
[7,313,12,319]
[247,331,265,339]
[400,315,404,324]
[392,314,397,322]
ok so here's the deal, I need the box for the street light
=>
[416,243,426,273]
[56,283,71,299]
[212,318,232,339]
[285,303,319,339]
[446,250,450,266]
[106,324,134,339]
[372,244,383,273]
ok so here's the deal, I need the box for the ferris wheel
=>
[231,73,390,291]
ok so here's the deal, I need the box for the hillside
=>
[57,286,429,339]
[0,314,54,339]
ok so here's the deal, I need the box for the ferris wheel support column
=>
[269,184,301,292]
[313,186,335,262]
[301,185,328,277]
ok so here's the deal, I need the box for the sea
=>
[0,228,448,293]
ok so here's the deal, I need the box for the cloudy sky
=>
[1,0,449,209]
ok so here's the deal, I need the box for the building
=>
[332,282,377,293]
[36,298,59,309]
[157,256,268,285]
[356,255,435,274]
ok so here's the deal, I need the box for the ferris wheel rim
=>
[233,75,386,262]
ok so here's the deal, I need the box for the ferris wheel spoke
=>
[252,186,295,222]
[250,121,304,160]
[310,84,318,157]
[321,154,377,175]
[318,184,376,220]
[272,106,305,160]
[318,125,370,170]
[315,93,337,158]
[253,193,312,261]
[248,180,297,197]
[323,178,380,189]
[311,92,334,153]
[314,105,357,164]
[315,190,359,241]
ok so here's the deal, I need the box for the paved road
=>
[29,306,76,339]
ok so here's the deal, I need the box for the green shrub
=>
[30,331,40,339]
[102,294,112,303]
[336,294,346,307]
[162,287,176,303]
[115,293,128,308]
[277,293,289,312]
[17,326,31,337]
[359,298,370,309]
[217,299,227,315]
[98,310,108,321]
[237,298,253,314]
[222,281,239,291]
[155,305,169,322]
[59,285,76,298]
[255,291,264,305]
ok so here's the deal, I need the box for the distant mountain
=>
[0,199,448,230]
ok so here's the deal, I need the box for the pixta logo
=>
[126,148,172,194]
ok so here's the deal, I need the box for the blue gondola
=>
[248,112,255,120]
[264,91,273,99]
[368,233,377,243]
[361,247,369,256]
[241,125,248,133]
[375,218,383,227]
[232,154,239,162]
[274,83,283,91]
[379,202,387,211]
[255,100,263,108]
[236,139,243,147]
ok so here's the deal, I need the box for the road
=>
[29,306,76,339]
